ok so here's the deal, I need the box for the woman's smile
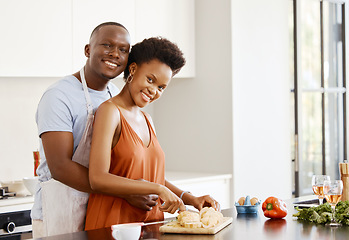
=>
[141,91,152,102]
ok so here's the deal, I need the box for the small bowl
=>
[235,202,261,214]
[235,196,261,214]
[111,223,142,240]
[23,177,39,195]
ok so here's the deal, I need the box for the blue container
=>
[235,195,261,214]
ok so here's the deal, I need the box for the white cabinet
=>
[0,0,73,77]
[164,171,232,218]
[135,0,195,78]
[0,0,195,77]
[72,0,136,71]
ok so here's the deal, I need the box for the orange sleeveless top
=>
[84,106,165,230]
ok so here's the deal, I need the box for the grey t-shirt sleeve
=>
[36,88,73,137]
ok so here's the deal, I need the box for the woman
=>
[85,37,220,230]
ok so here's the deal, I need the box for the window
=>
[290,0,347,196]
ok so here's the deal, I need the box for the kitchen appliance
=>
[0,188,16,200]
[0,188,33,239]
[0,181,29,197]
[0,210,31,236]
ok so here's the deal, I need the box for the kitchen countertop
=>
[0,195,34,207]
[0,195,34,213]
[165,171,232,184]
[33,195,349,240]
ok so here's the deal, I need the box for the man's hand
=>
[121,178,158,211]
[123,194,159,211]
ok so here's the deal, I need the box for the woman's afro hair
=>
[124,37,186,79]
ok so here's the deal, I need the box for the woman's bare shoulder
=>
[95,100,120,122]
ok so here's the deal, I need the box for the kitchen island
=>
[34,196,349,240]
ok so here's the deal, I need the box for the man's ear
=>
[84,44,90,57]
[129,62,137,75]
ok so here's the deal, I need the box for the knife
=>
[142,219,173,226]
[111,209,199,229]
[111,219,173,230]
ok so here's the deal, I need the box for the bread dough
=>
[177,211,200,227]
[199,207,224,228]
[176,207,223,229]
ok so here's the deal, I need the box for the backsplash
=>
[0,76,134,181]
[0,77,59,181]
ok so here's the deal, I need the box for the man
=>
[31,22,158,238]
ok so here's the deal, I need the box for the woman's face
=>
[129,59,173,108]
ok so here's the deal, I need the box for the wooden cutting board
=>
[159,217,233,235]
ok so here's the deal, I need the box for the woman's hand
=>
[191,195,221,212]
[158,185,186,214]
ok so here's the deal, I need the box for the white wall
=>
[231,0,292,201]
[153,0,233,176]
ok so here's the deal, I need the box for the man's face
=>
[85,25,130,80]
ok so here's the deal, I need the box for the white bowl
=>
[22,177,39,195]
[111,223,142,240]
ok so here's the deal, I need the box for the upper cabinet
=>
[135,0,195,78]
[0,0,73,77]
[0,0,195,78]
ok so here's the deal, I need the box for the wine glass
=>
[312,175,330,205]
[323,180,343,227]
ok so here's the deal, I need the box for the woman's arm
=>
[165,180,221,211]
[88,102,185,213]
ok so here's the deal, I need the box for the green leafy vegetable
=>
[293,203,333,224]
[334,201,349,225]
[293,201,349,225]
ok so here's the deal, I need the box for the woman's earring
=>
[127,74,133,83]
